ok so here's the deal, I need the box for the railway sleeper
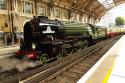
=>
[50,77,75,83]
[73,64,91,69]
[62,70,82,78]
[77,63,92,69]
[68,69,83,74]
[69,66,88,74]
[55,74,77,83]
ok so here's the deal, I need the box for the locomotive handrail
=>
[39,23,61,27]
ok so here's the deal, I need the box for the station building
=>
[0,0,100,33]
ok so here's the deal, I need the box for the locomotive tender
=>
[16,16,108,61]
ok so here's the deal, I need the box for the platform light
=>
[74,0,76,3]
[32,43,36,50]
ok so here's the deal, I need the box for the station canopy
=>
[54,0,125,18]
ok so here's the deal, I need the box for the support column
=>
[34,0,37,15]
[8,0,14,45]
[48,0,54,19]
[87,15,90,23]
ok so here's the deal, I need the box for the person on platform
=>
[6,33,12,46]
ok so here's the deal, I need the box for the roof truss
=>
[53,0,125,18]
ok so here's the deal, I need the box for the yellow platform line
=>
[102,63,115,83]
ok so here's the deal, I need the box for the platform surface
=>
[0,45,19,58]
[77,35,125,83]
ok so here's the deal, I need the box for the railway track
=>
[21,36,121,83]
[0,53,14,59]
[2,36,121,83]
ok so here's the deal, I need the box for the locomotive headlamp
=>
[32,43,36,50]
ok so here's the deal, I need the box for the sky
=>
[98,3,125,27]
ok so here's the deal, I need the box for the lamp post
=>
[34,0,37,15]
[8,0,14,45]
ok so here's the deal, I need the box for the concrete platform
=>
[0,45,19,58]
[77,35,125,83]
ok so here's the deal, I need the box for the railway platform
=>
[77,35,125,83]
[0,45,19,58]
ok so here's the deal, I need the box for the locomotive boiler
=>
[16,16,106,61]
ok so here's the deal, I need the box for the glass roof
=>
[98,0,115,9]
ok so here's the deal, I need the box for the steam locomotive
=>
[15,16,123,61]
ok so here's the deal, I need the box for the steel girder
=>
[53,0,125,18]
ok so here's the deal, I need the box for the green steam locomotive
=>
[16,16,107,61]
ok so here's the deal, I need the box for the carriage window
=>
[0,0,6,9]
[22,1,34,14]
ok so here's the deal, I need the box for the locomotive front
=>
[16,16,64,60]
